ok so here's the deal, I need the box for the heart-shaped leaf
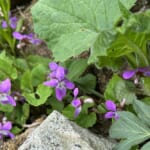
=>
[32,0,135,62]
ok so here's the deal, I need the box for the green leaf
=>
[62,104,75,120]
[32,0,135,62]
[133,100,150,127]
[11,126,23,134]
[6,104,30,126]
[141,77,150,96]
[81,102,94,114]
[67,59,87,81]
[97,56,123,71]
[14,58,29,72]
[76,112,96,128]
[0,59,17,79]
[110,111,150,150]
[104,74,136,104]
[97,104,106,113]
[27,55,50,67]
[0,104,14,112]
[23,84,52,106]
[76,74,96,94]
[49,97,64,112]
[31,64,49,86]
[141,142,150,150]
[21,70,33,93]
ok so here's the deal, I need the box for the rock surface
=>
[19,111,116,150]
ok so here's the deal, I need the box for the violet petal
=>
[0,79,11,93]
[49,62,58,71]
[104,111,115,119]
[2,121,12,130]
[7,132,15,139]
[2,20,8,28]
[6,96,16,106]
[64,79,74,89]
[43,79,58,87]
[10,16,17,29]
[105,100,116,111]
[73,88,79,97]
[122,70,136,79]
[74,106,82,117]
[13,32,24,40]
[71,98,81,108]
[55,87,66,101]
[114,113,120,120]
[56,66,66,80]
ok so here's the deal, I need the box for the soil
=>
[1,0,150,149]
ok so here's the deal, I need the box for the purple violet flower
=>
[105,100,119,120]
[71,88,82,117]
[0,121,14,139]
[122,67,150,79]
[13,32,41,45]
[1,20,8,28]
[44,62,74,101]
[0,79,16,106]
[9,16,17,29]
[1,15,17,29]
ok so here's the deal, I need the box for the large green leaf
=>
[141,142,150,150]
[32,0,135,62]
[104,74,136,104]
[110,111,150,150]
[133,100,150,127]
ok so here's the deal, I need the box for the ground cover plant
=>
[0,0,150,149]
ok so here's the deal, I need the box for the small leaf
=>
[104,74,136,104]
[24,84,52,106]
[14,58,29,72]
[110,111,150,150]
[0,104,14,112]
[6,103,29,126]
[76,74,96,94]
[21,70,33,92]
[27,55,50,67]
[76,112,96,128]
[0,59,17,79]
[81,102,94,114]
[97,104,106,113]
[62,104,75,120]
[11,126,23,134]
[142,77,150,96]
[31,64,49,86]
[133,100,150,126]
[67,59,87,81]
[49,97,64,112]
[97,56,123,71]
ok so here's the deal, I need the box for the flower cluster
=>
[0,79,16,106]
[13,32,41,47]
[71,88,82,117]
[122,67,150,80]
[0,120,14,139]
[1,15,17,30]
[44,62,75,101]
[105,100,119,120]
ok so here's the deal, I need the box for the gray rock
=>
[19,111,116,150]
